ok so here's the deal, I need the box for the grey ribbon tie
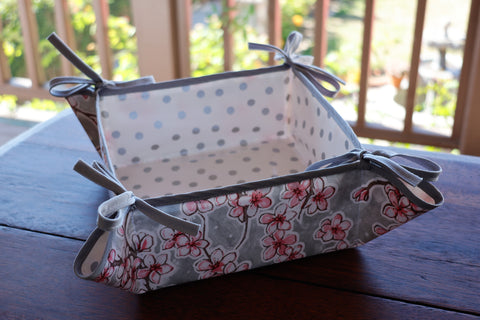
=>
[306,149,442,188]
[249,31,345,98]
[74,160,201,236]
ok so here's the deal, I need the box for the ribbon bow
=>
[307,149,442,188]
[47,32,154,97]
[74,160,200,236]
[249,31,345,98]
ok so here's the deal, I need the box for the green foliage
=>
[416,80,458,118]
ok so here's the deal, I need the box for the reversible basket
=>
[48,32,443,294]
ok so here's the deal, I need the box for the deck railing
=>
[1,0,480,155]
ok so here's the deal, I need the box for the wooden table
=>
[1,110,479,319]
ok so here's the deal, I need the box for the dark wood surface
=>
[1,110,479,319]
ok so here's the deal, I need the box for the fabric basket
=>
[48,32,443,294]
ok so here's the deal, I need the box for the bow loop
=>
[74,160,200,236]
[249,31,345,98]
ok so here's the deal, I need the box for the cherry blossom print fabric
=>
[79,168,434,294]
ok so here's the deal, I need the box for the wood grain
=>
[0,227,477,320]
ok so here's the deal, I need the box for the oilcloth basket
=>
[48,32,443,294]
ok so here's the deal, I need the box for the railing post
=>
[18,0,46,87]
[223,0,236,71]
[0,18,12,84]
[268,0,282,66]
[54,0,76,76]
[356,0,375,130]
[131,0,187,81]
[459,2,480,156]
[313,0,330,68]
[92,0,113,79]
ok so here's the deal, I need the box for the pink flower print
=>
[277,244,305,262]
[160,227,188,250]
[237,188,273,217]
[315,213,352,242]
[262,230,297,261]
[383,190,415,223]
[136,254,173,284]
[306,178,335,214]
[177,231,209,257]
[259,203,297,234]
[353,187,369,202]
[283,180,310,207]
[336,240,348,250]
[223,261,250,274]
[182,199,214,215]
[120,256,142,291]
[195,248,237,279]
[95,249,117,283]
[132,232,154,252]
[373,223,398,236]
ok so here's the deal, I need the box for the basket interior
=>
[98,68,359,198]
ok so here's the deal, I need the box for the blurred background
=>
[0,0,478,155]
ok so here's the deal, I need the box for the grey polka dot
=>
[328,112,332,119]
[162,158,170,163]
[133,184,141,190]
[240,140,248,147]
[172,180,181,186]
[302,120,306,129]
[243,156,251,162]
[197,168,205,174]
[143,167,152,173]
[151,144,159,150]
[239,82,247,90]
[119,94,126,101]
[290,169,299,174]
[269,161,277,166]
[317,108,321,117]
[208,174,217,181]
[265,86,273,94]
[211,124,220,132]
[320,129,324,138]
[290,156,298,162]
[286,94,291,101]
[277,130,284,136]
[197,142,205,150]
[345,140,349,149]
[215,159,224,164]
[101,111,109,118]
[247,99,255,106]
[232,127,240,133]
[215,89,224,96]
[227,106,235,115]
[328,132,333,141]
[163,95,171,103]
[276,113,284,121]
[120,176,128,181]
[251,147,259,151]
[305,97,309,105]
[252,167,261,172]
[312,149,317,157]
[321,152,326,159]
[118,148,126,155]
[297,96,301,104]
[154,121,163,129]
[228,170,237,176]
[310,127,315,135]
[237,180,246,184]
[252,126,260,132]
[178,111,186,119]
[272,148,280,153]
[192,127,200,134]
[262,108,270,115]
[208,153,216,157]
[204,106,212,114]
[197,90,205,98]
[284,77,290,84]
[172,134,181,141]
[172,165,180,171]
[132,156,140,163]
[129,111,138,119]
[112,131,120,139]
[135,132,144,140]
[189,182,198,188]
[288,142,295,147]
[217,139,225,146]
[294,119,298,128]
[190,159,198,163]
[180,149,188,156]
[182,86,190,92]
[141,92,149,100]
[155,177,163,183]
